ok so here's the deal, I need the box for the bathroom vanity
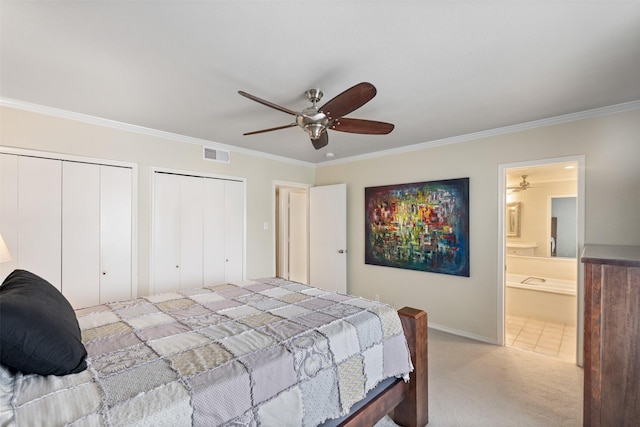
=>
[582,244,640,427]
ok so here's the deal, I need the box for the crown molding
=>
[318,99,640,166]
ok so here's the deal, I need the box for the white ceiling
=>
[506,162,577,189]
[2,1,639,164]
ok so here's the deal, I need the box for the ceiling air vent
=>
[203,147,230,164]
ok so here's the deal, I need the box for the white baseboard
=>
[428,322,499,345]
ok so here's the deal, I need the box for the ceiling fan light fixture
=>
[305,123,325,140]
[238,82,394,150]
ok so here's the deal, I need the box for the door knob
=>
[338,249,345,254]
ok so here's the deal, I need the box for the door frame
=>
[497,155,585,366]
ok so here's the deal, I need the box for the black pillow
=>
[0,269,87,375]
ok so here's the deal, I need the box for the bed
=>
[0,270,428,426]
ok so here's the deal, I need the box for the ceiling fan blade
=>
[243,123,297,136]
[311,132,328,150]
[331,117,394,135]
[319,82,377,120]
[238,91,299,116]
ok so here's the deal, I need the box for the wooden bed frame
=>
[338,307,428,427]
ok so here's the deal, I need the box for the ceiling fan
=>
[508,175,532,192]
[238,82,394,150]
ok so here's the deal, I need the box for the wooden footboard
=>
[338,307,428,427]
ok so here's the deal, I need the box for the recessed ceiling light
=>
[564,165,575,169]
[325,152,335,158]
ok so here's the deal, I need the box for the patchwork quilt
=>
[1,278,413,426]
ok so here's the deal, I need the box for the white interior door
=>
[309,183,347,293]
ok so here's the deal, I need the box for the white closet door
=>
[203,178,226,285]
[153,173,181,294]
[179,175,204,289]
[100,165,132,303]
[152,172,245,292]
[0,154,18,281]
[224,180,244,283]
[62,162,100,308]
[18,156,62,290]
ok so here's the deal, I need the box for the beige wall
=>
[315,108,640,341]
[3,105,639,342]
[0,106,315,296]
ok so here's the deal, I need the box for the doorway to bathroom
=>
[275,183,309,283]
[498,156,585,366]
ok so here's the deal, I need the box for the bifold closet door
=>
[17,156,62,289]
[179,175,204,289]
[62,162,101,308]
[99,165,132,303]
[153,173,181,294]
[202,178,244,285]
[0,154,18,281]
[0,153,133,307]
[153,173,244,294]
[224,180,243,283]
[62,163,133,308]
[203,178,226,285]
[153,173,206,292]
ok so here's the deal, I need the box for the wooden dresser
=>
[582,244,640,427]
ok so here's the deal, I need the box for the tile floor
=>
[506,315,576,362]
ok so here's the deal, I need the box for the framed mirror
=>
[506,202,521,237]
[550,196,577,258]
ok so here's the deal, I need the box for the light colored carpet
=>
[376,328,583,427]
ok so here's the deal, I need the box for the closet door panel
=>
[100,166,132,302]
[224,180,244,283]
[18,156,62,289]
[203,179,226,285]
[153,173,180,294]
[151,172,245,293]
[179,175,204,289]
[0,154,18,281]
[62,162,100,308]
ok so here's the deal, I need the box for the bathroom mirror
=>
[550,196,577,258]
[506,202,521,237]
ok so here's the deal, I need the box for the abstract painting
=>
[365,178,470,277]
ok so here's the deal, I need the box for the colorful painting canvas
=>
[365,178,470,277]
